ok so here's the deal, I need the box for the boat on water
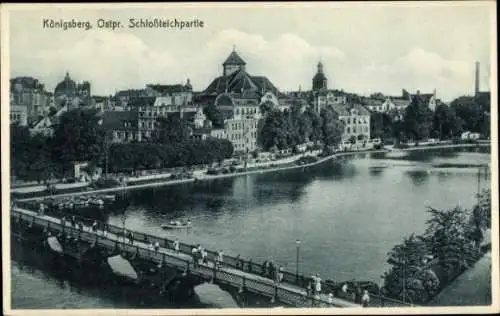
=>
[161,219,192,230]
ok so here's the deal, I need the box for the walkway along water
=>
[10,206,414,308]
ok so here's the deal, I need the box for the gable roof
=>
[147,84,190,95]
[101,111,138,130]
[127,97,156,108]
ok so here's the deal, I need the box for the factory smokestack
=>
[475,61,480,97]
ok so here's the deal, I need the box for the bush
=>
[206,168,219,175]
[229,165,237,173]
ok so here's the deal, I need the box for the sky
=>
[5,2,495,102]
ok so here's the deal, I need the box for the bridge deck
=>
[12,207,360,308]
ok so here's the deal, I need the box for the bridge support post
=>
[212,263,217,283]
[238,276,246,293]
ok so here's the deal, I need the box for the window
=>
[347,127,350,133]
[236,108,239,115]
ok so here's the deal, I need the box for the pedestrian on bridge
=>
[277,266,284,284]
[130,231,136,245]
[191,247,199,268]
[173,238,180,254]
[328,293,334,306]
[217,250,224,268]
[361,290,370,307]
[247,258,253,273]
[261,260,268,276]
[268,261,275,280]
[314,273,322,295]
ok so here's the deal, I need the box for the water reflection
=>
[406,170,430,186]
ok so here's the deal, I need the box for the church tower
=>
[312,61,328,92]
[223,47,246,76]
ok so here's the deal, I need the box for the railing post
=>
[212,262,217,283]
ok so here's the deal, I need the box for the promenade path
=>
[429,252,492,306]
[11,206,360,308]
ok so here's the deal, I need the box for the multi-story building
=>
[330,103,371,142]
[54,72,92,109]
[100,110,140,143]
[197,49,289,154]
[10,104,28,126]
[10,76,49,123]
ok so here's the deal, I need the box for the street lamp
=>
[295,239,301,282]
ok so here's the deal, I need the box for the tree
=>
[52,108,105,175]
[382,234,438,304]
[403,95,434,141]
[320,108,344,147]
[471,189,491,230]
[432,103,462,139]
[203,103,225,128]
[156,115,191,144]
[370,112,393,141]
[450,94,490,137]
[424,207,481,283]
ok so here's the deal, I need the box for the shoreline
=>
[14,142,490,202]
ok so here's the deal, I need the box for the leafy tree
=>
[450,94,490,138]
[52,108,105,175]
[403,94,434,141]
[432,102,462,139]
[382,234,438,304]
[471,189,491,230]
[424,207,481,283]
[203,103,225,129]
[320,108,344,147]
[155,115,191,144]
[370,112,393,140]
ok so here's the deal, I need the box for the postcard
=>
[1,2,498,315]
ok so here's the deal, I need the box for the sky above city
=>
[6,2,495,102]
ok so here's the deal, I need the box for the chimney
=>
[474,61,480,96]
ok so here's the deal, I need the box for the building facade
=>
[198,49,290,154]
[54,72,92,109]
[331,103,371,142]
[10,76,49,123]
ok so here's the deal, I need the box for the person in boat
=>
[61,216,66,226]
[92,220,98,232]
[128,231,134,245]
[71,216,76,227]
[154,241,160,254]
[328,293,334,306]
[186,219,191,226]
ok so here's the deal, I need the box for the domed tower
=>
[185,78,193,92]
[54,72,77,99]
[312,61,328,92]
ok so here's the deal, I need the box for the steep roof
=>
[201,69,282,97]
[101,111,138,130]
[147,84,190,95]
[115,89,148,98]
[127,96,156,108]
[11,77,45,92]
[223,51,246,65]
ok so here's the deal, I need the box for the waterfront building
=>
[197,49,291,154]
[100,110,140,143]
[54,72,92,109]
[330,103,371,143]
[10,76,49,123]
[310,61,348,114]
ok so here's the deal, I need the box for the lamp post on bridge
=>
[295,239,301,282]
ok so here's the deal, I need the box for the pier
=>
[10,206,413,308]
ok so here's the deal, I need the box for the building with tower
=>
[54,72,92,109]
[197,48,294,154]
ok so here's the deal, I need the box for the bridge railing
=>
[11,209,349,308]
[12,205,412,307]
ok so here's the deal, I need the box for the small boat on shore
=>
[161,219,192,230]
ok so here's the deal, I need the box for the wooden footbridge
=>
[10,206,411,308]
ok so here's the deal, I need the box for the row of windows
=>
[233,141,256,150]
[235,107,259,115]
[346,126,369,134]
[343,117,369,124]
[231,121,258,130]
